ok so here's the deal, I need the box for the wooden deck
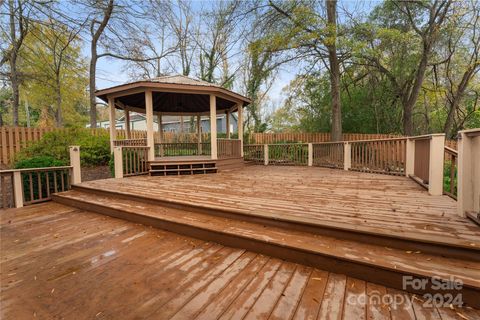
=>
[51,166,480,308]
[2,202,479,319]
[77,166,478,250]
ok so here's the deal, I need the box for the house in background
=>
[87,112,237,134]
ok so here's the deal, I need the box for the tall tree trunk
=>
[326,0,342,141]
[55,77,63,127]
[402,43,430,136]
[89,0,114,128]
[8,0,20,126]
[444,66,477,137]
[10,57,19,126]
[89,49,97,128]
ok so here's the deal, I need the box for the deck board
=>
[4,202,479,319]
[77,166,480,250]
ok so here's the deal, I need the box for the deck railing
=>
[312,142,344,169]
[457,128,480,219]
[121,146,150,177]
[243,144,264,163]
[217,139,241,159]
[267,143,309,166]
[153,139,241,158]
[0,146,81,209]
[0,166,73,208]
[407,134,446,195]
[113,139,147,147]
[413,137,430,184]
[349,138,407,175]
[444,146,458,200]
[154,142,211,157]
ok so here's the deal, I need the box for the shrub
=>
[14,156,66,169]
[109,153,115,176]
[14,128,110,168]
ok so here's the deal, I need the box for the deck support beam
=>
[210,95,217,160]
[343,142,351,171]
[12,171,23,208]
[113,147,123,179]
[108,96,116,151]
[197,115,202,155]
[264,144,269,165]
[457,129,480,217]
[69,146,81,185]
[405,138,415,176]
[428,134,445,196]
[157,113,164,157]
[308,143,313,166]
[145,90,155,161]
[125,109,131,139]
[237,103,243,157]
[226,111,230,139]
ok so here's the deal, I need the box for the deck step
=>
[52,189,480,308]
[69,183,479,262]
[148,161,217,176]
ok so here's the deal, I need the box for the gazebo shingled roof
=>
[95,75,251,114]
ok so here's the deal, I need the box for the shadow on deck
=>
[52,166,480,308]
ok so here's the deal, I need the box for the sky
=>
[88,0,377,115]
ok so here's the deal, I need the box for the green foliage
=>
[443,160,457,196]
[14,129,110,167]
[109,153,115,177]
[14,156,66,169]
[13,22,89,127]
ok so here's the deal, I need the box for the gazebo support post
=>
[210,94,217,160]
[226,111,230,139]
[197,115,202,155]
[157,114,164,157]
[237,103,243,157]
[145,90,155,161]
[125,109,131,139]
[108,96,116,151]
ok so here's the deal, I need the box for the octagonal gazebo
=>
[96,75,250,173]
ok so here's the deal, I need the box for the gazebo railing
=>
[154,142,211,157]
[153,139,242,158]
[217,139,241,158]
[113,139,147,147]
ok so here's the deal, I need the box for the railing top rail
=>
[120,146,150,149]
[408,133,445,141]
[444,146,458,155]
[458,128,480,136]
[114,138,146,141]
[311,141,346,145]
[349,137,408,143]
[0,166,73,174]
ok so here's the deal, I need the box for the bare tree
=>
[326,0,342,141]
[197,1,242,86]
[1,0,30,126]
[87,0,114,128]
[442,1,480,136]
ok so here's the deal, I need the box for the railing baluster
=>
[28,172,33,203]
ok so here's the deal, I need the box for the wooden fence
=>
[0,126,458,167]
[1,127,55,167]
[249,132,402,144]
[0,127,209,166]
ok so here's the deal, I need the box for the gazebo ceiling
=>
[95,75,251,114]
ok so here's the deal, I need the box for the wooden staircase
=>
[148,160,217,176]
[52,186,480,308]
